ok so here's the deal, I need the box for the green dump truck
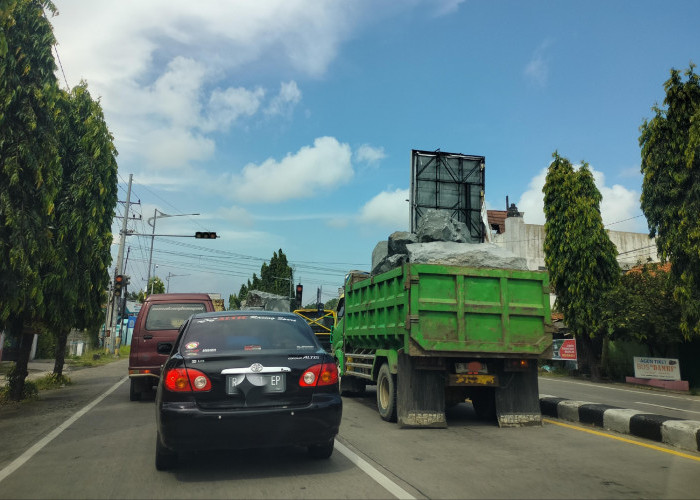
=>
[331,263,552,428]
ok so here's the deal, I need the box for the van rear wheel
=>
[129,379,141,402]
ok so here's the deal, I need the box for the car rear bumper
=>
[158,393,342,452]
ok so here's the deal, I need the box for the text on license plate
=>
[226,373,286,394]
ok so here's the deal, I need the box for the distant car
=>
[154,310,343,470]
[129,293,216,401]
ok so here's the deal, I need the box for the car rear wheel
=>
[155,434,177,471]
[129,379,141,402]
[376,363,397,422]
[308,440,334,459]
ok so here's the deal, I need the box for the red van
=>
[128,293,215,401]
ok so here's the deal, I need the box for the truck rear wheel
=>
[376,363,397,422]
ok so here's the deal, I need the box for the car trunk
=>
[184,352,324,409]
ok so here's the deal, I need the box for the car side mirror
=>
[157,342,173,355]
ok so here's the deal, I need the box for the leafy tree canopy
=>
[604,262,682,357]
[640,64,700,337]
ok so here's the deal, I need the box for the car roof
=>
[190,310,297,319]
[144,293,213,302]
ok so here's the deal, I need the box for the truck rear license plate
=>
[448,374,497,386]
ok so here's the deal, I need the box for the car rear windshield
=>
[181,315,320,354]
[145,303,207,331]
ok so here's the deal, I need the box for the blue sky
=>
[49,0,699,305]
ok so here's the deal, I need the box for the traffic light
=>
[114,275,125,297]
[195,231,217,239]
[295,284,303,304]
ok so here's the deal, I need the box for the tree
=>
[44,82,118,378]
[324,297,339,311]
[0,0,62,400]
[604,263,682,357]
[233,249,295,308]
[543,152,620,380]
[140,277,165,301]
[639,65,700,337]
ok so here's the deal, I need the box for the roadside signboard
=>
[552,339,577,360]
[633,357,681,381]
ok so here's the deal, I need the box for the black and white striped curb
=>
[540,395,700,453]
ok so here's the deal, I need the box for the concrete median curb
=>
[540,395,700,453]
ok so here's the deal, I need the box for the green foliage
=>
[141,277,165,299]
[34,372,71,390]
[543,152,620,378]
[324,297,339,311]
[639,65,700,337]
[543,153,620,335]
[604,263,683,356]
[235,249,294,305]
[1,365,38,403]
[0,0,62,325]
[35,331,56,358]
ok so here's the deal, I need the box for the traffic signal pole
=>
[107,174,132,354]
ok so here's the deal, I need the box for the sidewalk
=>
[0,358,88,384]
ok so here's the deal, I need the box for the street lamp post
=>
[146,209,199,288]
[150,264,158,295]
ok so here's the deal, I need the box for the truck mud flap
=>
[494,365,542,427]
[397,354,447,428]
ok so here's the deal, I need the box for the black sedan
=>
[154,310,343,470]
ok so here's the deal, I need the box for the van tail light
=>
[299,363,338,387]
[164,368,212,392]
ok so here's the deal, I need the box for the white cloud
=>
[524,40,552,87]
[516,165,645,233]
[355,144,386,165]
[143,128,215,170]
[265,81,302,117]
[221,137,353,203]
[216,206,255,227]
[359,188,410,229]
[49,1,362,172]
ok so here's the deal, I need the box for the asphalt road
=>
[538,375,700,420]
[1,360,699,499]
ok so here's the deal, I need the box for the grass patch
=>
[69,344,130,367]
[34,373,72,390]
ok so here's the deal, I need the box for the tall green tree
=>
[0,0,62,400]
[543,153,620,380]
[639,65,700,337]
[233,249,295,308]
[45,82,118,378]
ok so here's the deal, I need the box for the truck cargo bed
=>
[344,263,551,356]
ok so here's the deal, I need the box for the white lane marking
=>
[539,377,700,402]
[634,402,700,415]
[335,440,416,500]
[0,376,128,484]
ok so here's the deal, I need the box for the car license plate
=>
[226,374,286,394]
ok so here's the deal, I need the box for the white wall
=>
[493,216,658,271]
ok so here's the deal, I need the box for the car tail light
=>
[299,363,338,387]
[164,368,212,392]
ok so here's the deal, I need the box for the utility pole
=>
[107,174,132,354]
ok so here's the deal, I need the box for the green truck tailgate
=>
[344,263,551,356]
